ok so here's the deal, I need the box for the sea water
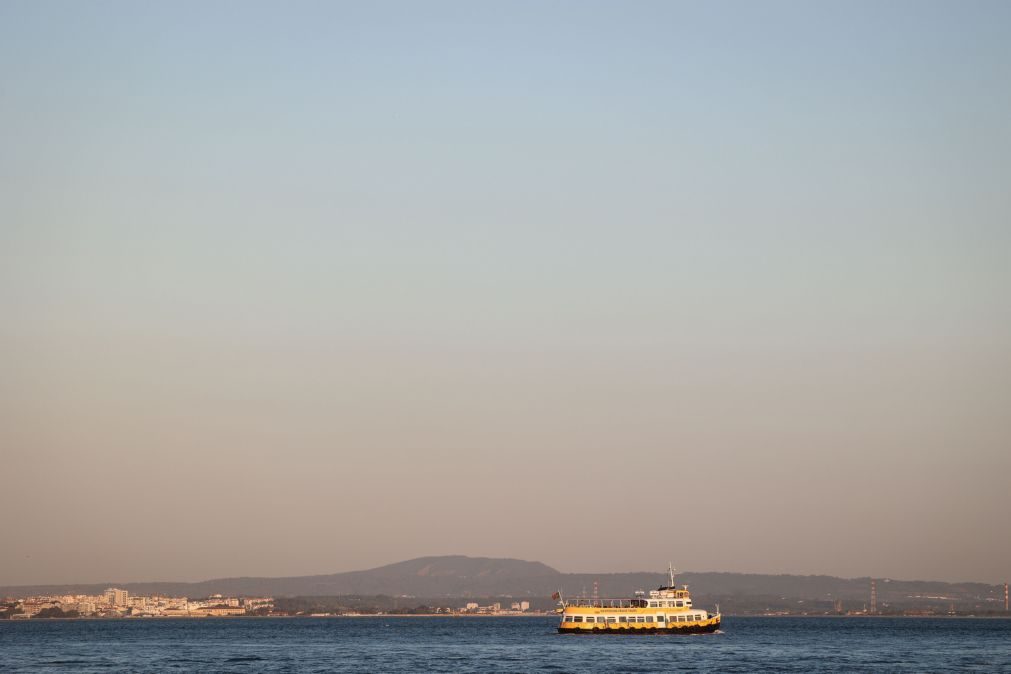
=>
[2,616,1009,672]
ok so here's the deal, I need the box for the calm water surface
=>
[2,616,1009,672]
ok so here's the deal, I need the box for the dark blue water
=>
[2,616,1009,672]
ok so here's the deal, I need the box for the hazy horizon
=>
[3,0,1009,587]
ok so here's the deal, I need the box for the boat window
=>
[648,601,656,607]
[618,616,627,623]
[645,615,654,622]
[675,600,684,607]
[657,615,665,622]
[606,616,616,623]
[573,616,582,622]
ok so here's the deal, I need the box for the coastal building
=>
[204,594,240,607]
[193,606,247,617]
[105,588,129,607]
[20,600,57,617]
[242,597,273,610]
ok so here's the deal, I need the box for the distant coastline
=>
[7,613,1011,624]
[3,556,1008,619]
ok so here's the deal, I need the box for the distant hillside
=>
[2,556,1005,614]
[0,555,562,599]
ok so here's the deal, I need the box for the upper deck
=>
[562,586,694,609]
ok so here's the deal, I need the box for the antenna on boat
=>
[668,562,676,588]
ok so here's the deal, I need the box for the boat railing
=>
[561,598,650,608]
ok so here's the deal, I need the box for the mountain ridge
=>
[1,556,1003,608]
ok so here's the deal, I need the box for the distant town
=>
[0,589,549,620]
[1,589,273,620]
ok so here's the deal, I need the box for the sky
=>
[1,0,1009,586]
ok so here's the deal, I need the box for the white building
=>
[104,588,129,607]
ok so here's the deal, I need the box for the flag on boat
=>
[551,591,560,601]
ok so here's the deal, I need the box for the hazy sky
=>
[2,0,1009,586]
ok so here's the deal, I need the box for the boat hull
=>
[558,617,720,635]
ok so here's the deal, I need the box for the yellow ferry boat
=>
[556,564,720,634]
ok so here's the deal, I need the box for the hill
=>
[2,556,1005,614]
[0,555,561,599]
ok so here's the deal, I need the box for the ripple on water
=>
[2,617,1011,673]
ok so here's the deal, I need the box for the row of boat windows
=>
[566,614,704,623]
[564,599,691,609]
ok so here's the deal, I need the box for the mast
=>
[668,562,675,588]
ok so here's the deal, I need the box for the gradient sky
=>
[2,0,1009,586]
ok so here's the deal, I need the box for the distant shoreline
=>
[5,613,1010,623]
